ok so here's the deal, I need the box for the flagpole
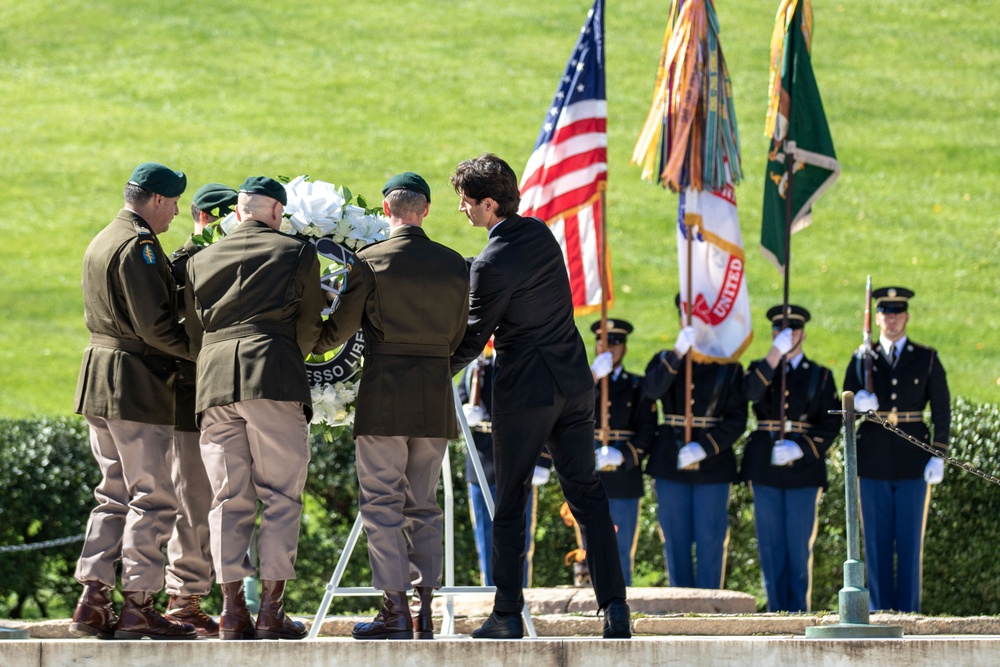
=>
[684,222,695,446]
[778,3,799,440]
[598,190,610,448]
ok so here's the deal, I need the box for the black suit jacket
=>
[452,215,593,414]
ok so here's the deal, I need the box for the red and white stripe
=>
[519,99,610,314]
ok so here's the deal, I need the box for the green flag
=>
[761,0,839,270]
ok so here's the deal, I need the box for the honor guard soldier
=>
[72,162,197,640]
[642,296,746,589]
[843,287,950,612]
[742,305,840,612]
[162,183,238,636]
[589,319,657,585]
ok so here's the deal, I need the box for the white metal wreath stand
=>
[308,387,538,639]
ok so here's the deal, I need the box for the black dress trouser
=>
[490,388,626,613]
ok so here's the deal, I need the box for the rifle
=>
[862,275,874,393]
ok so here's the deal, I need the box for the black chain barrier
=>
[853,410,1000,487]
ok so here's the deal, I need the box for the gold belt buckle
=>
[888,409,899,427]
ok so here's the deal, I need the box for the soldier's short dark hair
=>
[124,183,154,207]
[451,153,521,218]
[384,188,427,218]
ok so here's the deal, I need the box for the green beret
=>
[382,171,431,202]
[239,176,287,206]
[128,162,187,198]
[193,183,239,216]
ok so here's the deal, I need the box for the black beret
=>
[766,304,811,329]
[128,162,187,198]
[239,176,287,206]
[872,286,913,313]
[590,319,633,344]
[382,172,431,202]
[193,183,238,216]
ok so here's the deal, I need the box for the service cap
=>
[872,286,914,313]
[590,319,634,345]
[766,304,811,329]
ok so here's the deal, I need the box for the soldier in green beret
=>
[71,162,198,640]
[161,182,238,636]
[314,171,470,640]
[185,175,322,640]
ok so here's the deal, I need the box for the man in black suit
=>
[450,154,629,640]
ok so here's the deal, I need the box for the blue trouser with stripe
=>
[751,484,822,612]
[654,479,731,589]
[859,477,930,612]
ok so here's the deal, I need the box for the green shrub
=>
[2,400,999,618]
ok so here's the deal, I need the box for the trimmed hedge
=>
[2,398,998,618]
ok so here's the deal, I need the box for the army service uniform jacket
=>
[184,220,326,418]
[741,356,841,489]
[843,339,950,480]
[596,368,657,498]
[314,224,470,439]
[169,238,202,433]
[642,351,746,484]
[75,209,192,425]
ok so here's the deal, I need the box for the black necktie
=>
[889,343,897,366]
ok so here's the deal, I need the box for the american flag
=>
[519,0,610,315]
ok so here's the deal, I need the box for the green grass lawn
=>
[1,0,997,416]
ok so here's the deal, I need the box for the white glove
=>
[770,440,804,466]
[677,441,707,469]
[924,457,945,485]
[853,390,879,413]
[462,404,484,428]
[772,328,794,356]
[591,350,614,380]
[531,465,551,486]
[674,326,697,356]
[596,445,624,471]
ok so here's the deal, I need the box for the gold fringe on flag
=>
[764,0,813,139]
[631,0,742,193]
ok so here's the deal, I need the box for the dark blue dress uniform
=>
[842,286,950,613]
[593,368,657,585]
[742,351,840,611]
[642,351,746,589]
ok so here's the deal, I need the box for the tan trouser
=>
[355,435,447,591]
[75,416,177,592]
[200,400,310,583]
[165,429,215,596]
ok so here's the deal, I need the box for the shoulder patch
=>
[141,245,157,264]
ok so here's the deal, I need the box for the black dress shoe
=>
[602,601,632,639]
[471,611,524,639]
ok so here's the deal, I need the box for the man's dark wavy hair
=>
[450,153,521,218]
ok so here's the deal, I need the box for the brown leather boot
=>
[69,581,118,639]
[255,579,306,640]
[220,581,256,640]
[167,594,219,638]
[410,586,434,639]
[114,591,197,640]
[352,590,413,640]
